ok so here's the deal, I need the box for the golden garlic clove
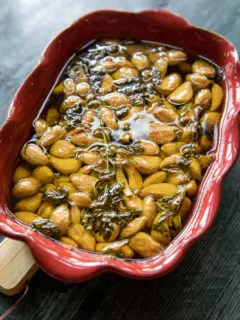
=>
[149,123,177,144]
[168,81,193,105]
[32,166,54,184]
[192,59,216,77]
[49,156,81,175]
[129,232,162,258]
[140,183,177,197]
[100,107,118,130]
[37,202,55,219]
[119,217,147,239]
[13,165,32,184]
[143,171,167,187]
[14,193,43,213]
[157,73,182,96]
[67,224,96,251]
[186,73,210,89]
[50,204,70,236]
[131,52,150,70]
[70,173,97,198]
[142,196,157,229]
[210,83,223,111]
[38,125,66,147]
[167,50,187,65]
[194,88,211,108]
[50,140,75,158]
[154,57,168,78]
[130,155,161,174]
[12,177,41,198]
[68,191,91,207]
[21,143,49,166]
[124,162,143,190]
[112,67,139,80]
[14,212,41,225]
[59,236,78,248]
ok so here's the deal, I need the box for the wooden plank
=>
[0,238,38,296]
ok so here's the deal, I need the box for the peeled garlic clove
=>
[131,52,150,71]
[157,73,182,96]
[12,177,41,198]
[38,125,66,147]
[140,183,177,197]
[124,194,143,211]
[154,57,168,78]
[21,143,49,166]
[60,95,81,113]
[153,105,178,123]
[112,67,139,80]
[143,171,167,187]
[46,107,60,126]
[210,83,223,111]
[50,204,70,236]
[178,197,192,221]
[160,154,182,168]
[70,133,103,146]
[70,173,97,198]
[192,59,216,77]
[70,205,81,224]
[130,155,161,174]
[161,142,185,156]
[168,81,193,105]
[100,74,113,94]
[32,166,54,184]
[50,140,75,158]
[137,140,160,156]
[185,180,198,197]
[59,237,78,248]
[67,224,95,251]
[34,118,48,135]
[119,217,147,239]
[14,212,41,225]
[13,166,32,184]
[149,123,177,144]
[167,50,187,66]
[167,172,189,185]
[189,159,202,180]
[201,112,220,131]
[186,73,210,89]
[124,162,143,190]
[68,191,91,207]
[79,151,101,165]
[102,92,131,107]
[14,193,43,212]
[129,232,162,258]
[81,110,96,123]
[37,202,55,219]
[142,196,157,229]
[194,88,211,108]
[49,156,81,175]
[101,107,118,130]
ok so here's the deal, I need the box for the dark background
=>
[0,1,239,319]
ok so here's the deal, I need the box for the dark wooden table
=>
[0,1,239,319]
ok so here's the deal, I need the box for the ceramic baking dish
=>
[0,9,239,282]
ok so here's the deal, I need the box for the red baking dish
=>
[0,9,239,282]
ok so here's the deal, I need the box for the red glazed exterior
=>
[0,10,239,282]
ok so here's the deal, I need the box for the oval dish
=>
[0,9,239,282]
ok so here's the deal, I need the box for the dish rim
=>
[0,9,239,282]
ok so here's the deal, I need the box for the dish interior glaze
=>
[10,38,224,259]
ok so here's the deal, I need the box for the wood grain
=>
[0,239,38,296]
[0,0,239,319]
